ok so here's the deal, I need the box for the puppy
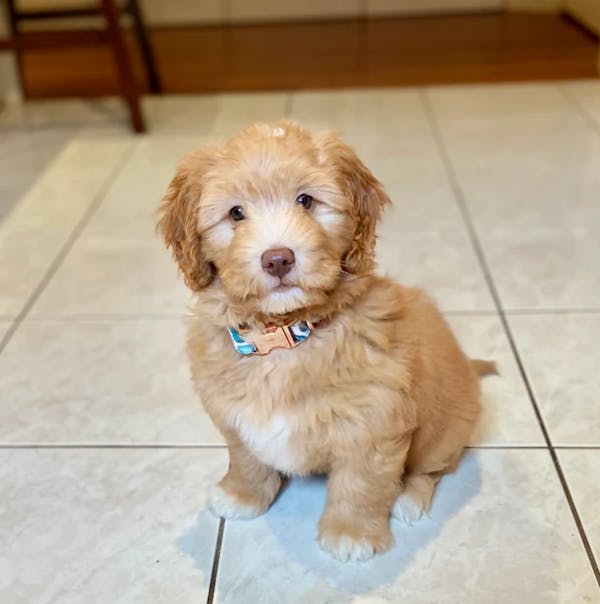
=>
[157,121,495,562]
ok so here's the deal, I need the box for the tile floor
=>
[1,81,600,603]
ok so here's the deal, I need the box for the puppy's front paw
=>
[318,533,377,562]
[318,520,393,562]
[207,484,265,520]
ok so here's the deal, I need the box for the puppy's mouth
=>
[273,281,295,292]
[268,277,299,293]
[261,279,307,314]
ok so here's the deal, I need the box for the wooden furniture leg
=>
[100,0,145,133]
[127,0,160,93]
[5,0,25,96]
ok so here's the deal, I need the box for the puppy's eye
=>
[229,206,245,221]
[295,194,313,209]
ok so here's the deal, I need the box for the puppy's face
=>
[158,122,389,317]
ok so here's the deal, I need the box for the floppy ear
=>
[157,147,218,291]
[317,132,390,275]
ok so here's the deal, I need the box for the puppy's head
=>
[157,121,389,316]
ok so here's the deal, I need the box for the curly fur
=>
[157,121,494,562]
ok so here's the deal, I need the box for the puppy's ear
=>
[157,147,218,291]
[317,132,390,275]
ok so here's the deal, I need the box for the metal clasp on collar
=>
[229,320,313,356]
[253,324,297,355]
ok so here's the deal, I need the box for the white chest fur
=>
[232,410,301,474]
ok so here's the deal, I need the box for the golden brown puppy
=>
[157,121,495,562]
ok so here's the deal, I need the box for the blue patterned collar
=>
[227,321,313,356]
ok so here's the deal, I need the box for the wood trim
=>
[12,13,600,98]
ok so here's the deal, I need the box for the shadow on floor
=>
[263,452,481,595]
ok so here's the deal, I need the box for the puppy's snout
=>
[261,247,295,278]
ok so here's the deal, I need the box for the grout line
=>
[19,313,194,322]
[503,308,600,316]
[206,518,226,604]
[420,89,600,588]
[442,309,498,316]
[0,143,136,355]
[554,445,600,450]
[466,445,547,450]
[0,443,228,449]
[445,308,600,317]
[559,85,600,139]
[0,443,550,449]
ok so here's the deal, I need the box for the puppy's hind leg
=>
[392,472,440,526]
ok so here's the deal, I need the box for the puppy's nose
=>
[261,247,295,278]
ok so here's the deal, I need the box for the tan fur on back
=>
[157,121,493,561]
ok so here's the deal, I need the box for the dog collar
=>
[227,321,313,356]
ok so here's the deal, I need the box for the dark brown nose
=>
[261,247,295,278]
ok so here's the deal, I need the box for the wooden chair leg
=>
[126,0,161,93]
[5,0,26,98]
[100,0,145,133]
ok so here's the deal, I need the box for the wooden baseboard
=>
[17,12,599,98]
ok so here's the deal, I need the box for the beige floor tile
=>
[0,137,131,316]
[30,236,192,316]
[143,95,219,135]
[377,225,493,312]
[214,450,598,603]
[143,92,288,136]
[211,92,289,137]
[27,136,211,317]
[0,98,125,130]
[84,135,212,240]
[0,137,131,234]
[0,448,226,604]
[447,315,543,446]
[0,319,222,444]
[427,82,575,125]
[0,229,66,317]
[559,449,600,563]
[427,83,600,311]
[482,229,600,311]
[508,314,600,446]
[426,83,599,234]
[562,80,600,130]
[377,174,494,312]
[290,89,425,137]
[0,129,74,217]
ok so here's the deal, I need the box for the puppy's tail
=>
[470,358,498,378]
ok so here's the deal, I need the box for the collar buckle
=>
[254,324,296,355]
[228,320,314,356]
